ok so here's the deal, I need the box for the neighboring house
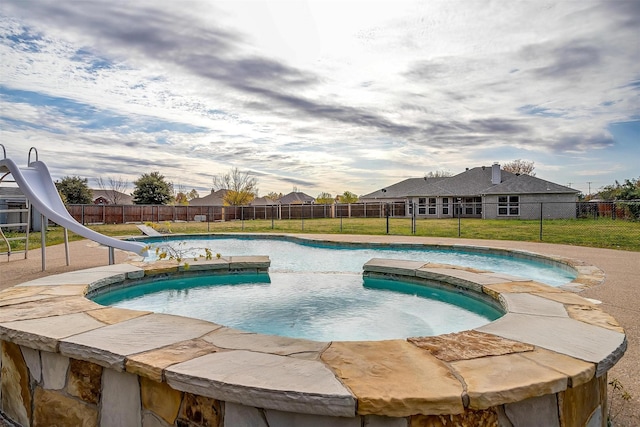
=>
[189,189,229,206]
[91,189,133,205]
[250,197,277,206]
[277,191,315,205]
[361,163,579,219]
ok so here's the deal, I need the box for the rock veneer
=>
[0,252,626,427]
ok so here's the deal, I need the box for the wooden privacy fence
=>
[66,202,407,225]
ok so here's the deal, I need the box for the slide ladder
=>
[0,146,148,269]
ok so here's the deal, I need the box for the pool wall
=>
[0,254,627,426]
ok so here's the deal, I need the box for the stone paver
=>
[477,313,626,376]
[0,312,106,352]
[126,338,222,382]
[166,350,356,417]
[499,292,568,317]
[408,330,534,362]
[321,340,464,416]
[450,352,569,410]
[59,313,220,370]
[0,236,634,423]
[201,327,328,359]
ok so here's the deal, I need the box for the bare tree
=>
[424,170,452,178]
[212,167,259,206]
[265,192,283,201]
[502,159,536,176]
[187,189,200,200]
[96,176,129,204]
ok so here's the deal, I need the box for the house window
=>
[463,197,474,215]
[418,197,426,215]
[428,198,436,215]
[442,197,449,215]
[498,195,519,216]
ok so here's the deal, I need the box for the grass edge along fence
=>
[2,201,638,253]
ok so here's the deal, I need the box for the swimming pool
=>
[93,235,575,340]
[142,235,576,286]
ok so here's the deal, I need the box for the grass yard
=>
[2,217,639,253]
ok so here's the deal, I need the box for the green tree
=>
[338,191,359,203]
[316,192,334,204]
[55,176,93,204]
[212,167,258,206]
[599,177,640,219]
[174,192,189,205]
[132,172,173,205]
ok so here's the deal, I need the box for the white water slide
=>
[0,151,148,259]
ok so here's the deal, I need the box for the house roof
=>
[91,189,133,204]
[278,191,315,204]
[250,196,278,206]
[483,173,577,195]
[362,177,446,199]
[189,189,229,206]
[369,166,579,198]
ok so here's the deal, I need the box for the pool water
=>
[93,273,502,341]
[145,236,575,286]
[94,236,576,340]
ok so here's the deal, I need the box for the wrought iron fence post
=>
[539,202,543,241]
[457,198,461,237]
[386,203,390,234]
[412,202,416,234]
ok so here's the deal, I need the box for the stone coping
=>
[0,254,626,418]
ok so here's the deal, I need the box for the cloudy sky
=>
[1,0,638,198]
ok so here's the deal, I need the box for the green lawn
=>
[3,217,639,253]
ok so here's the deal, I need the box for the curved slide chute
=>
[0,157,148,256]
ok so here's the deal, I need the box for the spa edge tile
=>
[0,286,50,300]
[498,292,569,317]
[165,350,356,417]
[449,352,569,410]
[59,313,220,371]
[531,291,596,306]
[85,307,152,325]
[408,330,534,362]
[39,284,89,296]
[518,347,595,388]
[0,312,107,352]
[320,340,464,417]
[18,264,143,287]
[564,305,624,333]
[476,313,627,376]
[363,258,427,276]
[0,296,102,323]
[201,327,328,359]
[482,281,562,299]
[126,338,222,382]
[419,263,490,273]
[0,293,56,307]
[418,267,505,285]
[414,269,485,293]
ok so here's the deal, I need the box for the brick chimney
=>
[491,163,501,184]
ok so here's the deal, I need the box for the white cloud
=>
[0,0,638,196]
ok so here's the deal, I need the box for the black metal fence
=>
[66,201,640,223]
[60,200,640,251]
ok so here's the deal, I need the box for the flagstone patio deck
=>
[0,243,628,426]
